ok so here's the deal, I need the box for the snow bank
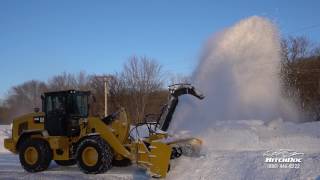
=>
[199,119,320,153]
[0,125,10,153]
[168,150,320,180]
[168,120,320,180]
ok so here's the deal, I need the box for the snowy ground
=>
[169,150,320,180]
[0,153,148,180]
[1,121,320,180]
[0,125,148,180]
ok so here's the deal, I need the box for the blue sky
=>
[0,0,319,98]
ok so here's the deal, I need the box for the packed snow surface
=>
[1,121,320,179]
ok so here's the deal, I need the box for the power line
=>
[289,23,320,34]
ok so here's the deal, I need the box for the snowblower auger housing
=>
[4,85,204,178]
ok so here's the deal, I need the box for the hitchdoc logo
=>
[263,149,304,169]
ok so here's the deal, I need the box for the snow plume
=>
[171,16,299,133]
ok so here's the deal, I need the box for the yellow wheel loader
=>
[4,84,204,178]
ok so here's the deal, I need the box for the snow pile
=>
[201,119,320,153]
[0,125,10,153]
[168,120,320,180]
[169,150,320,180]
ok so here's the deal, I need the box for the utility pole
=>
[94,76,110,117]
[104,77,108,117]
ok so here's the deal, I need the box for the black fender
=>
[77,133,100,144]
[16,130,47,151]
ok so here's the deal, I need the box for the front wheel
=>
[76,136,113,174]
[19,138,52,172]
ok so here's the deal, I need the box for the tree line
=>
[0,56,187,124]
[280,36,320,121]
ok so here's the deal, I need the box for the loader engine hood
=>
[157,84,204,131]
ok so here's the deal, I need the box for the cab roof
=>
[43,90,90,96]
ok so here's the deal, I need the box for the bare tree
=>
[5,80,47,120]
[48,72,90,91]
[168,73,192,85]
[280,36,320,121]
[312,45,320,57]
[281,36,312,62]
[87,74,124,117]
[121,56,163,122]
[280,36,313,90]
[0,105,9,124]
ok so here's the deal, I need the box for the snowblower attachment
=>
[129,84,204,162]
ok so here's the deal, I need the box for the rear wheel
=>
[55,159,76,166]
[76,136,113,174]
[19,138,52,172]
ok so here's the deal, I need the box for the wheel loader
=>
[4,84,204,178]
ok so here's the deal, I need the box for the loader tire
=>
[55,159,76,166]
[19,138,52,172]
[76,136,113,174]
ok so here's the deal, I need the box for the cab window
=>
[45,95,66,114]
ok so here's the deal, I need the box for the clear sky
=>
[0,0,319,98]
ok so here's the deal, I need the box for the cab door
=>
[44,95,68,136]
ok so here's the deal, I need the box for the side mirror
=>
[41,95,45,100]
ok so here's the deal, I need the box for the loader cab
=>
[42,90,90,136]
